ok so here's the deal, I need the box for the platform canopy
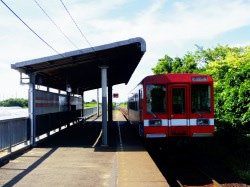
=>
[11,37,146,94]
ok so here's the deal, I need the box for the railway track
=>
[174,166,221,187]
[145,141,223,187]
[118,107,220,186]
[117,108,243,186]
[118,107,128,118]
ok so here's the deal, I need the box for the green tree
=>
[152,55,173,74]
[181,52,198,73]
[152,52,198,74]
[204,46,250,130]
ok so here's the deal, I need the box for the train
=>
[127,73,214,138]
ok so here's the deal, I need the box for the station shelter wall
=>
[34,89,82,115]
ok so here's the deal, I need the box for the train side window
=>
[191,84,211,113]
[146,85,166,114]
[128,94,139,111]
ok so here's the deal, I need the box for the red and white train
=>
[128,74,214,138]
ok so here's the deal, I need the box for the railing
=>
[0,107,99,154]
[84,107,98,118]
[0,117,29,152]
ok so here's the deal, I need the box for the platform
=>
[0,110,168,187]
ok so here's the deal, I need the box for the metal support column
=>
[67,92,70,111]
[29,74,36,146]
[66,92,70,127]
[97,89,99,117]
[82,91,84,117]
[108,85,113,125]
[100,65,108,146]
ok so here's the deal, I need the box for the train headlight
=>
[149,119,162,126]
[197,118,209,125]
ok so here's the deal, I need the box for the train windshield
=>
[191,84,211,113]
[146,85,166,114]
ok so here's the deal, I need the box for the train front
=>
[142,74,214,139]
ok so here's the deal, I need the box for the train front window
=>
[146,85,166,114]
[192,84,211,113]
[172,88,185,114]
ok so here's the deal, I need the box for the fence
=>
[0,117,28,152]
[84,107,98,118]
[0,107,98,153]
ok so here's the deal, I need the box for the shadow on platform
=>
[38,119,146,153]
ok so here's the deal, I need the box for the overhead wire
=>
[0,0,64,57]
[59,0,96,53]
[33,0,80,51]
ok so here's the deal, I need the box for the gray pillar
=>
[82,91,84,117]
[108,85,113,125]
[97,89,99,117]
[66,92,70,127]
[100,65,108,146]
[67,92,71,111]
[29,74,36,146]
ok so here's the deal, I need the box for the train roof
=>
[141,73,213,84]
[129,73,213,95]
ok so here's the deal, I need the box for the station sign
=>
[113,93,119,98]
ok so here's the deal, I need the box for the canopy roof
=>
[11,37,146,94]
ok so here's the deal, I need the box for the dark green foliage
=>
[0,98,28,108]
[152,53,199,74]
[119,102,127,109]
[151,55,174,74]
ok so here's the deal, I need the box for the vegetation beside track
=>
[84,102,99,108]
[118,102,127,110]
[84,102,118,109]
[195,131,250,183]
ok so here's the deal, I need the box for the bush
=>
[0,98,28,108]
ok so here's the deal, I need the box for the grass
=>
[119,103,127,109]
[84,102,99,108]
[84,102,117,109]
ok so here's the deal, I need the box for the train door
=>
[168,84,189,136]
[139,89,144,136]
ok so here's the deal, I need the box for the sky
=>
[0,0,250,102]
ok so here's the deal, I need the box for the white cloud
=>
[232,41,250,48]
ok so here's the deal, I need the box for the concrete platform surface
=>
[0,110,168,187]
